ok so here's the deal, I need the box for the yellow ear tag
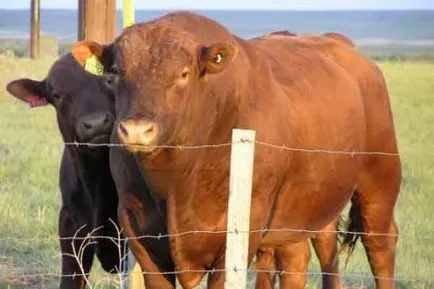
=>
[84,55,104,76]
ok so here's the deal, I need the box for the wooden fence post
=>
[225,129,256,289]
[77,0,116,44]
[30,0,40,59]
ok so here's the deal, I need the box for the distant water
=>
[1,9,434,50]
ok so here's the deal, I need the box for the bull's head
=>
[71,22,240,155]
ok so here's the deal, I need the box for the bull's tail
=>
[338,191,364,268]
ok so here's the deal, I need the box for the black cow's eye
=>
[51,90,63,101]
[108,66,119,74]
[104,66,119,90]
[104,73,117,89]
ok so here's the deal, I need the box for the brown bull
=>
[72,11,401,289]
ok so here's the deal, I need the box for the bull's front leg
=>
[110,144,176,289]
[118,206,175,289]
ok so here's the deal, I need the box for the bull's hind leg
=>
[59,206,95,289]
[256,223,342,289]
[355,157,401,289]
[275,239,311,289]
[255,247,277,289]
[311,218,343,289]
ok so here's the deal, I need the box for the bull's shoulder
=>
[245,33,376,88]
[249,36,352,84]
[249,30,297,43]
[269,30,297,37]
[322,32,355,47]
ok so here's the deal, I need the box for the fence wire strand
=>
[1,227,433,243]
[0,268,432,283]
[62,140,400,157]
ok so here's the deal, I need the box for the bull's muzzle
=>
[117,119,159,153]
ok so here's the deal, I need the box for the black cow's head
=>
[6,53,115,147]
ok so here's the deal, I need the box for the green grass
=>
[0,55,433,288]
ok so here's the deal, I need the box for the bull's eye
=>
[176,67,190,87]
[215,53,223,64]
[181,67,190,79]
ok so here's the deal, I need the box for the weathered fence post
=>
[225,129,256,289]
[30,0,40,59]
[77,0,116,44]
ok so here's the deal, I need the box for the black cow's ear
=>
[198,43,238,76]
[100,43,115,69]
[71,41,114,76]
[6,78,48,108]
[71,40,104,66]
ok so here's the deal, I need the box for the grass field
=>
[0,53,433,288]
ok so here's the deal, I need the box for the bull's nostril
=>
[118,123,129,137]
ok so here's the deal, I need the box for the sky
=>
[0,0,433,10]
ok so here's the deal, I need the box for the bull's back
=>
[302,35,399,154]
[243,37,367,234]
[257,34,398,153]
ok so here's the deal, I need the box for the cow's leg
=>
[275,239,311,289]
[255,222,341,289]
[350,157,401,289]
[94,190,125,274]
[311,218,342,289]
[59,206,95,289]
[94,214,125,274]
[255,247,276,289]
[206,263,225,289]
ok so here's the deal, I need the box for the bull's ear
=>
[199,43,238,75]
[71,41,114,75]
[6,78,48,108]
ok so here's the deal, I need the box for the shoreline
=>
[1,37,433,62]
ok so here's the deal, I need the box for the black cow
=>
[7,54,173,288]
[6,53,174,288]
[6,53,122,288]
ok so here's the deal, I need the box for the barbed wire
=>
[61,140,400,157]
[0,268,432,283]
[1,227,432,243]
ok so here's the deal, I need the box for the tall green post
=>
[123,0,135,28]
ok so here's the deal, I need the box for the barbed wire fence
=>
[2,128,433,288]
[3,225,434,287]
